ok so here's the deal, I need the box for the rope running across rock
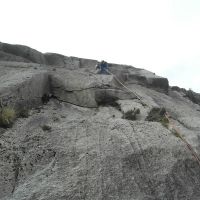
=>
[106,68,200,167]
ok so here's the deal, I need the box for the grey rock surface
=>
[0,51,30,63]
[0,65,50,112]
[0,42,46,64]
[50,69,136,107]
[0,42,200,200]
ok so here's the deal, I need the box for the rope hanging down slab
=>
[106,69,200,167]
[105,69,142,101]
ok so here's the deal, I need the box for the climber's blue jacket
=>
[98,61,109,74]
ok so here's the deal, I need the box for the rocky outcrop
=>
[0,42,46,64]
[0,42,169,92]
[171,86,200,105]
[0,63,136,109]
[0,51,30,63]
[0,66,50,112]
[50,69,136,107]
[0,42,200,200]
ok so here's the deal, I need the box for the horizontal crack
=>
[55,86,130,93]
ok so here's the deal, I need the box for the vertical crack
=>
[11,153,21,193]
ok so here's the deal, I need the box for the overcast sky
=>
[1,0,200,92]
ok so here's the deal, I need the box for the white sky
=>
[0,0,200,92]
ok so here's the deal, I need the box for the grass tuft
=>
[123,108,140,121]
[0,107,16,128]
[146,107,169,128]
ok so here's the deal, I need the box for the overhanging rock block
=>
[95,88,137,106]
[126,68,169,92]
[50,69,136,107]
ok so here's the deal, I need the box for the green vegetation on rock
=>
[0,107,16,128]
[146,107,169,128]
[122,108,140,120]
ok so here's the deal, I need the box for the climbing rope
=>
[106,68,200,167]
[165,112,200,167]
[106,69,143,101]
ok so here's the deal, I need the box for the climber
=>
[95,60,109,74]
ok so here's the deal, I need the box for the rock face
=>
[0,42,200,200]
